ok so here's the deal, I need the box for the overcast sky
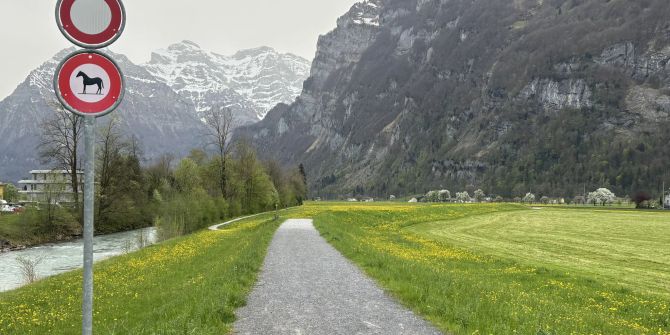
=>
[0,0,359,100]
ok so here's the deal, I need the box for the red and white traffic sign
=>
[54,50,125,117]
[56,0,125,49]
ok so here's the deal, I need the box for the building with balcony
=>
[18,170,83,203]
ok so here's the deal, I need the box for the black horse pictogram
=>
[76,71,104,95]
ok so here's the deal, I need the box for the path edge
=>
[208,208,293,231]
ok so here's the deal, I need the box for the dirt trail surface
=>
[233,219,443,335]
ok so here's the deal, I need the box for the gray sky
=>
[0,0,359,100]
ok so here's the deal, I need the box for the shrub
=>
[632,191,652,209]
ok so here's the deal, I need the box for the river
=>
[0,227,157,292]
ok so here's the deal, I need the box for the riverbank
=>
[0,213,154,253]
[0,242,27,253]
[0,214,48,252]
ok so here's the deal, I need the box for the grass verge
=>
[313,203,670,334]
[0,213,283,334]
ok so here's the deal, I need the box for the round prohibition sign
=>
[54,50,125,118]
[56,0,126,49]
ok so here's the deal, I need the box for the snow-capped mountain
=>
[0,43,310,183]
[145,41,310,123]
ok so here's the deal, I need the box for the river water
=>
[0,227,157,292]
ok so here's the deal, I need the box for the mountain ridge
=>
[238,0,670,199]
[0,42,310,183]
[144,41,310,122]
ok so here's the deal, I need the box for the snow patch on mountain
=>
[144,41,310,122]
[345,0,381,27]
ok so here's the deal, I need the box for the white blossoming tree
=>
[474,189,486,202]
[425,190,440,202]
[588,188,616,206]
[523,192,536,204]
[456,191,471,203]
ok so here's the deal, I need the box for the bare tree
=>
[42,176,67,226]
[16,255,45,284]
[96,117,125,223]
[203,106,236,198]
[38,100,83,218]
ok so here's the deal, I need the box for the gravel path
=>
[233,219,443,335]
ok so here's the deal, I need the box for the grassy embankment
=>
[0,214,38,246]
[0,211,292,334]
[312,203,670,334]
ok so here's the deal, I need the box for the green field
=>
[407,207,670,297]
[1,203,669,334]
[313,203,670,334]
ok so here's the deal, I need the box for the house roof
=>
[18,180,71,185]
[29,170,83,174]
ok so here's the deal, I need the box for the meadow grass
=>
[2,203,669,334]
[312,203,670,335]
[0,212,287,335]
[408,207,670,297]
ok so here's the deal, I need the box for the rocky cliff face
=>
[239,0,670,198]
[0,44,310,183]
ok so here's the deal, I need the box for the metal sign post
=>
[54,1,125,334]
[82,116,96,335]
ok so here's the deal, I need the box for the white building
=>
[18,170,83,203]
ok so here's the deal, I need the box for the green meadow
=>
[312,203,670,334]
[1,203,669,334]
[406,207,670,297]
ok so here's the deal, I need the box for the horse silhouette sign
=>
[54,50,124,117]
[56,0,126,49]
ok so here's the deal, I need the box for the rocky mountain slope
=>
[239,0,670,198]
[0,43,309,183]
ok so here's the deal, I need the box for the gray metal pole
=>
[82,115,96,335]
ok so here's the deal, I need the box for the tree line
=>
[18,105,306,243]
